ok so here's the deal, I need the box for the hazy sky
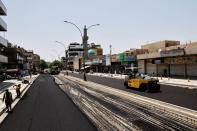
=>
[3,0,197,62]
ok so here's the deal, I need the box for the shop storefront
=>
[146,59,157,75]
[185,56,197,76]
[161,49,186,76]
[138,60,145,74]
[164,56,197,77]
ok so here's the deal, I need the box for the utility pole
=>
[110,44,112,73]
[110,44,112,57]
[83,26,89,81]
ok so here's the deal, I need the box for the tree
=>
[39,59,48,70]
[49,60,63,69]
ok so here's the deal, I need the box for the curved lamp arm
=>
[64,21,83,39]
[55,41,66,49]
[87,24,100,30]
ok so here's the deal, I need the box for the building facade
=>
[66,42,83,70]
[101,49,148,74]
[24,50,34,71]
[137,40,197,77]
[2,44,26,70]
[0,0,7,72]
[33,54,40,72]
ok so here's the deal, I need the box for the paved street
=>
[67,72,197,110]
[0,75,96,131]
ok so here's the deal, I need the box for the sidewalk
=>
[86,72,197,89]
[0,75,39,116]
[0,79,18,92]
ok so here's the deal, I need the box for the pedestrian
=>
[2,89,13,112]
[13,84,21,98]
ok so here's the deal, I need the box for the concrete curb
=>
[0,75,40,124]
[86,73,197,89]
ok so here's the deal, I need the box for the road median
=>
[55,74,197,131]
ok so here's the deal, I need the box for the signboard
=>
[164,56,197,64]
[106,55,111,66]
[118,53,124,62]
[160,49,184,57]
[124,56,136,62]
[85,60,92,65]
[102,56,106,66]
[92,58,100,65]
[111,55,118,62]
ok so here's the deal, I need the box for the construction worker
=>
[2,89,13,112]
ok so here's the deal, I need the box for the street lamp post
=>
[83,26,88,81]
[54,41,67,70]
[64,21,99,81]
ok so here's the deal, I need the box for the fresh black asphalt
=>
[0,75,97,131]
[67,72,197,111]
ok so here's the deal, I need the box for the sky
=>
[2,0,197,62]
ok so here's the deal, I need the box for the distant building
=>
[0,0,7,72]
[141,40,180,53]
[33,54,40,72]
[105,48,148,74]
[83,43,103,72]
[24,50,34,71]
[66,42,83,70]
[71,43,104,72]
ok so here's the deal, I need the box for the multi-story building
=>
[86,43,103,72]
[33,54,40,72]
[24,50,34,71]
[137,40,197,77]
[0,0,7,72]
[66,42,83,70]
[2,44,26,70]
[72,43,104,72]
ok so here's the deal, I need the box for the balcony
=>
[0,35,7,47]
[0,17,7,31]
[0,0,7,15]
[0,54,7,63]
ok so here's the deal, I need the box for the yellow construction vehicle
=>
[124,73,160,92]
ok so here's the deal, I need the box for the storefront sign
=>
[164,56,197,64]
[92,58,101,65]
[160,49,184,57]
[125,56,136,61]
[164,57,184,64]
